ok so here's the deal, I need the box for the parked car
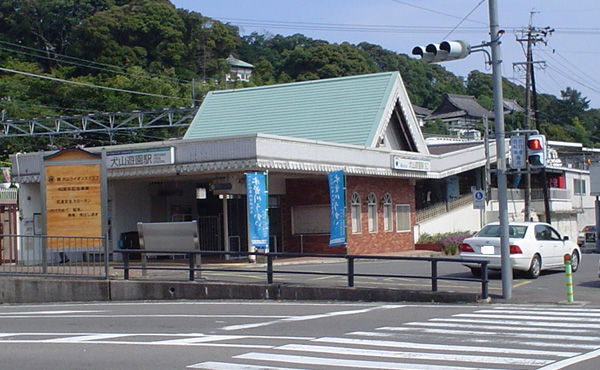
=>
[577,224,596,248]
[460,221,581,279]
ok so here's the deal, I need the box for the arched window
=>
[383,193,393,232]
[367,192,378,233]
[351,192,362,234]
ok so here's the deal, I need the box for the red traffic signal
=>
[527,134,547,169]
[528,138,543,150]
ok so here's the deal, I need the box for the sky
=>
[170,0,600,109]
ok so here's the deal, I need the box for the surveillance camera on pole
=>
[412,40,471,64]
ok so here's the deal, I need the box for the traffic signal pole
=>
[488,0,512,299]
[411,0,512,299]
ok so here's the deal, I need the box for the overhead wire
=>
[0,67,189,102]
[441,0,486,40]
[0,40,190,86]
[539,48,600,91]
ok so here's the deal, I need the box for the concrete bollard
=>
[564,254,574,303]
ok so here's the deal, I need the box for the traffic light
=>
[412,40,471,63]
[527,134,547,168]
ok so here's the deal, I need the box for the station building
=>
[12,72,496,258]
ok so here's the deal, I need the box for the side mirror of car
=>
[563,236,570,241]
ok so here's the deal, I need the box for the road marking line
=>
[431,317,600,329]
[235,352,510,370]
[496,306,600,313]
[513,280,533,288]
[44,334,132,342]
[276,343,553,366]
[0,310,105,316]
[154,335,246,345]
[0,314,292,319]
[405,321,592,333]
[187,361,306,369]
[477,309,600,317]
[378,326,600,342]
[220,305,404,331]
[314,336,578,357]
[347,330,597,350]
[537,348,600,370]
[7,339,273,349]
[456,313,600,322]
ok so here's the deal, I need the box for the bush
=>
[417,231,473,255]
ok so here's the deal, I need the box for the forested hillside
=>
[0,0,597,161]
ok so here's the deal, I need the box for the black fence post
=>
[481,261,489,299]
[431,260,438,292]
[267,253,273,284]
[347,256,354,287]
[123,252,130,280]
[188,253,195,281]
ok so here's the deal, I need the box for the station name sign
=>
[106,147,174,169]
[391,155,430,172]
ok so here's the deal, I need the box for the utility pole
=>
[515,16,554,223]
[488,0,512,299]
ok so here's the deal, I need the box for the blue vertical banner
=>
[328,170,346,246]
[246,172,269,250]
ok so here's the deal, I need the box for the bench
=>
[136,221,201,278]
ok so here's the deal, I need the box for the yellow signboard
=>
[44,150,103,248]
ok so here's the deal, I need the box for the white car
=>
[460,221,581,279]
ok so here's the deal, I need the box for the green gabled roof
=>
[184,72,416,148]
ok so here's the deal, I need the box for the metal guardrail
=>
[0,234,108,278]
[115,250,489,299]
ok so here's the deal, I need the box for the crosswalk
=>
[188,305,600,370]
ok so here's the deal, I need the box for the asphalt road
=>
[1,301,599,370]
[193,251,600,305]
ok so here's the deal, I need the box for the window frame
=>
[350,192,362,234]
[395,204,411,232]
[382,193,393,232]
[574,178,587,195]
[367,192,378,233]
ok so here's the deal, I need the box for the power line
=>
[0,40,190,86]
[0,67,191,102]
[218,17,488,34]
[389,0,488,25]
[442,0,486,40]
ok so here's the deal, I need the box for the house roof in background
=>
[427,93,491,120]
[412,104,432,117]
[226,55,254,68]
[184,72,428,153]
[503,98,525,114]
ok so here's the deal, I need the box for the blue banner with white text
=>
[328,170,346,246]
[246,172,269,250]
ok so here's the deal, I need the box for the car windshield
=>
[476,225,527,239]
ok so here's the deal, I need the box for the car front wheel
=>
[526,254,541,279]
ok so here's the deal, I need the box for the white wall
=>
[18,183,42,228]
[414,204,483,242]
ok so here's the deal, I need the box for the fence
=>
[115,250,489,299]
[416,193,473,223]
[0,234,108,278]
